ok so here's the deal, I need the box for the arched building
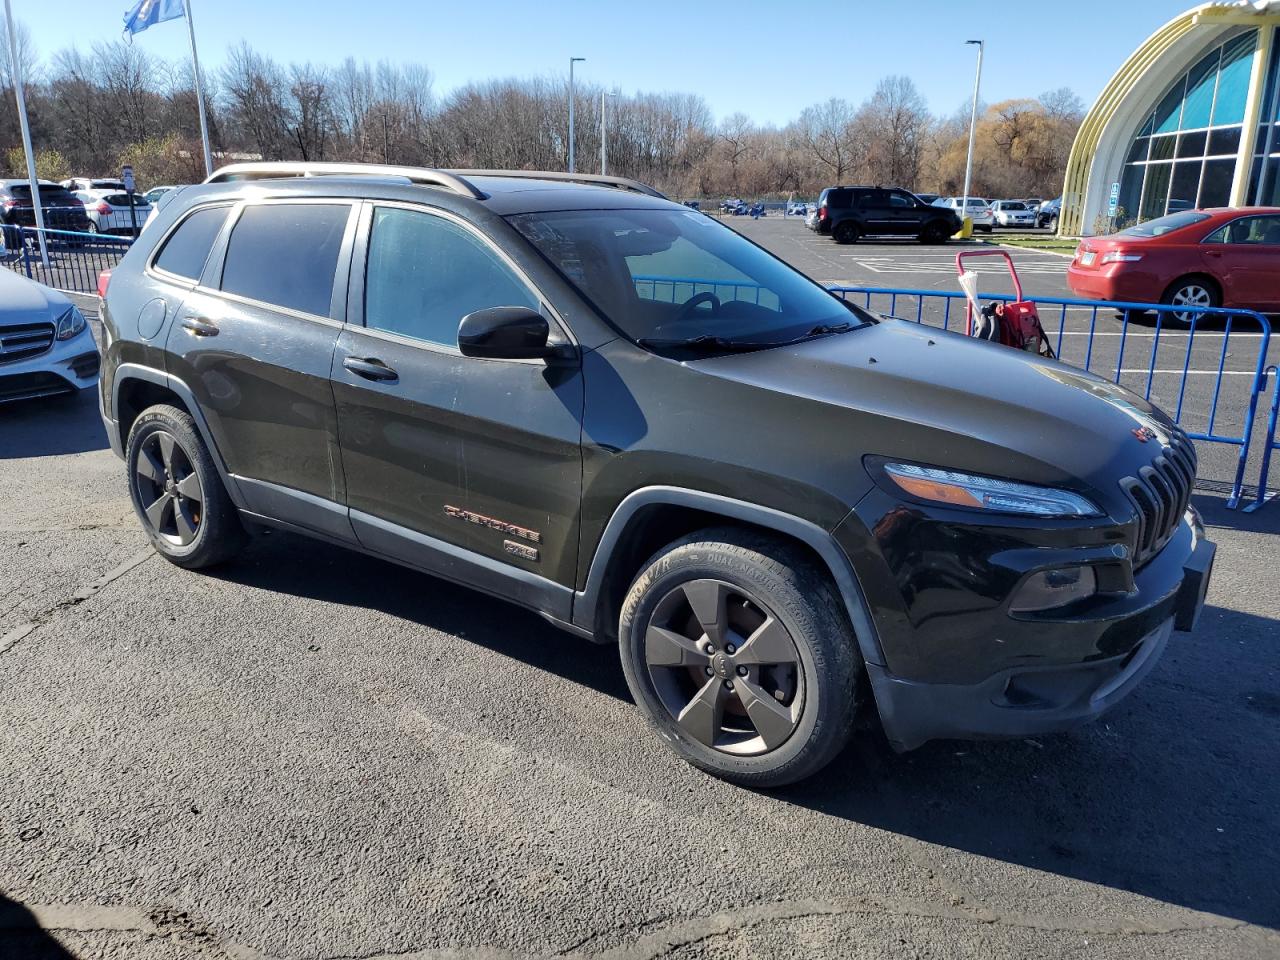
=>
[1061,0,1280,236]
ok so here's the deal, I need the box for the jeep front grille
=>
[1120,429,1197,568]
[0,321,55,365]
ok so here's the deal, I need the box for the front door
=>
[332,203,584,606]
[164,199,358,538]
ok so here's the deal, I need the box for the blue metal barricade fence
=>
[828,286,1274,510]
[1246,366,1280,513]
[1,226,134,296]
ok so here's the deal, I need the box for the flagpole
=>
[183,0,213,176]
[3,0,48,268]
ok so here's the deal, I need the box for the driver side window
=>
[1205,215,1280,245]
[364,206,541,348]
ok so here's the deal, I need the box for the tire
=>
[619,528,861,788]
[919,221,949,245]
[1160,275,1221,327]
[86,222,99,235]
[125,404,246,569]
[831,221,859,245]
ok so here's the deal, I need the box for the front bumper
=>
[0,325,99,403]
[839,491,1213,751]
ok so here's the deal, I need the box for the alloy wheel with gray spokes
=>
[619,530,861,787]
[645,578,804,756]
[134,430,203,546]
[1163,279,1218,326]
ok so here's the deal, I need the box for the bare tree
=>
[797,98,856,181]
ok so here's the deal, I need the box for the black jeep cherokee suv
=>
[814,186,961,244]
[98,162,1214,787]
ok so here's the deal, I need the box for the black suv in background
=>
[813,186,960,244]
[0,180,91,244]
[98,163,1213,787]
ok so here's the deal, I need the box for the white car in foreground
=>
[935,196,994,232]
[990,200,1037,228]
[73,189,152,235]
[0,268,98,402]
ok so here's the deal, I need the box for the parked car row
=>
[1,176,172,244]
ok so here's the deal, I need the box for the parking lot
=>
[2,230,1279,959]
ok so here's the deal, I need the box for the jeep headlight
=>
[882,462,1102,518]
[55,305,86,341]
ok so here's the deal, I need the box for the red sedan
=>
[1066,207,1280,321]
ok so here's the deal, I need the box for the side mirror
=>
[458,306,571,363]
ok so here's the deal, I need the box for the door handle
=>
[181,317,219,337]
[1205,250,1223,257]
[342,356,398,383]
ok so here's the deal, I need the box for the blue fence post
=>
[20,234,32,278]
[1244,367,1279,513]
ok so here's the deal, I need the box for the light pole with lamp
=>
[568,57,585,173]
[961,39,984,235]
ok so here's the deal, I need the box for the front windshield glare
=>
[508,208,864,346]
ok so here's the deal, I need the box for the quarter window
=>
[364,207,540,348]
[220,203,350,317]
[153,205,230,281]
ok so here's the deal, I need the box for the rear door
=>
[164,198,359,539]
[1200,214,1280,310]
[333,202,584,601]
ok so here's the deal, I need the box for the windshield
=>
[1119,211,1210,237]
[508,208,865,348]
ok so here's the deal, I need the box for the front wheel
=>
[126,404,246,569]
[1161,276,1220,327]
[919,221,949,245]
[619,529,861,788]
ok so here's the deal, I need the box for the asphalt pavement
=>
[2,231,1279,959]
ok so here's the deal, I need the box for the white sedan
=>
[990,200,1037,228]
[935,197,994,233]
[0,268,97,402]
[73,189,151,236]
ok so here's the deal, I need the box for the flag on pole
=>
[123,0,186,37]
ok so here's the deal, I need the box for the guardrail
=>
[829,286,1274,510]
[1,226,133,295]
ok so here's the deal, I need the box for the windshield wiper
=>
[806,322,853,337]
[636,335,771,353]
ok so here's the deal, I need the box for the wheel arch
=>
[112,363,245,508]
[1161,272,1222,304]
[573,486,886,669]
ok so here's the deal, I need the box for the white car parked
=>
[936,196,994,232]
[0,268,98,402]
[73,189,152,236]
[990,200,1037,228]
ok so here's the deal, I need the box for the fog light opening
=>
[1009,565,1098,614]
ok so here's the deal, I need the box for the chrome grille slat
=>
[0,321,56,365]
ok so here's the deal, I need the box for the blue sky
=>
[20,0,1195,124]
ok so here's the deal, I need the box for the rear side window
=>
[220,203,349,317]
[154,205,230,281]
[825,189,852,208]
[364,206,539,347]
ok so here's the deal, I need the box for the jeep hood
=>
[695,319,1178,506]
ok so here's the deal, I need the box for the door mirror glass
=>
[458,306,555,360]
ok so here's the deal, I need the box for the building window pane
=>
[1182,49,1221,128]
[1176,130,1207,158]
[1118,165,1144,225]
[1149,134,1176,161]
[1154,77,1187,133]
[1169,161,1203,212]
[1207,126,1242,156]
[1141,164,1173,219]
[1212,31,1257,126]
[1249,156,1280,205]
[1200,158,1236,207]
[1127,136,1151,163]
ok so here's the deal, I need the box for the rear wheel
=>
[832,221,859,245]
[126,404,246,569]
[619,528,861,788]
[1160,276,1220,327]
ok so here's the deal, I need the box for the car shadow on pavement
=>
[779,602,1280,930]
[0,894,75,959]
[0,390,107,459]
[208,530,633,703]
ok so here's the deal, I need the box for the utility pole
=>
[381,113,390,163]
[4,0,48,268]
[570,57,586,172]
[961,39,984,227]
[600,90,608,175]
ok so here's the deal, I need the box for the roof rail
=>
[203,161,487,200]
[447,169,667,199]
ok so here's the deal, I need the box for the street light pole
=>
[4,0,49,268]
[601,90,614,176]
[568,56,585,173]
[961,39,984,224]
